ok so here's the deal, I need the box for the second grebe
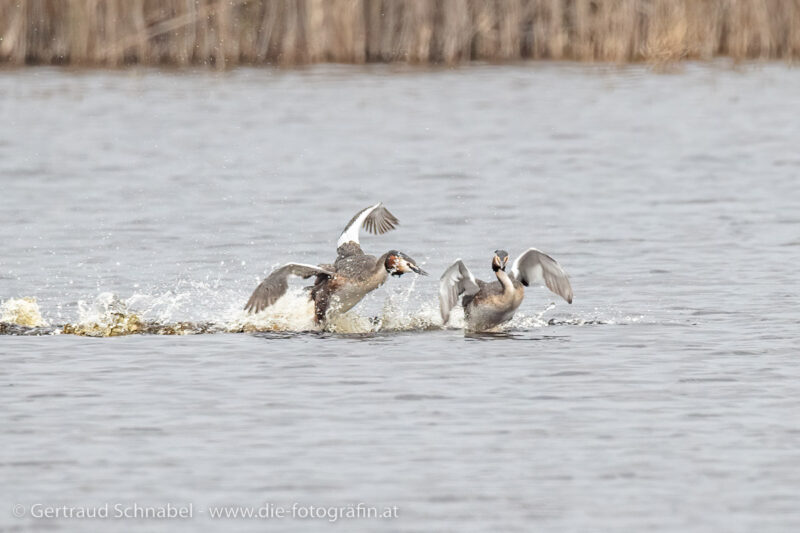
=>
[439,248,573,331]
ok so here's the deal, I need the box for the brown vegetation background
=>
[1,0,799,67]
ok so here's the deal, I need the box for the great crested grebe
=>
[245,203,426,323]
[439,248,573,332]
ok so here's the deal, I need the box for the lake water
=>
[1,63,799,532]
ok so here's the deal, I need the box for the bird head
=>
[492,250,509,272]
[385,251,428,277]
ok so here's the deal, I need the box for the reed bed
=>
[1,0,799,67]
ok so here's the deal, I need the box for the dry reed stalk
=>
[0,0,798,67]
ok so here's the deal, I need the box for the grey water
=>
[1,63,799,532]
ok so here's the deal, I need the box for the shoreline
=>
[2,0,799,69]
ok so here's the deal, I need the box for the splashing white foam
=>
[62,292,146,336]
[506,301,555,330]
[5,281,633,337]
[323,312,376,334]
[372,282,443,332]
[0,297,48,327]
[225,287,319,333]
[225,286,444,334]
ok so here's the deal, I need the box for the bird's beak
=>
[391,253,428,276]
[409,263,428,276]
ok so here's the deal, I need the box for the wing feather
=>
[511,248,573,304]
[438,259,481,324]
[244,263,334,314]
[337,202,399,248]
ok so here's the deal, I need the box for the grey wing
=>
[510,248,573,304]
[336,202,399,248]
[438,259,481,324]
[245,263,333,313]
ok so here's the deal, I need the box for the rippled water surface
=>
[2,64,799,532]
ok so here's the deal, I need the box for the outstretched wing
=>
[438,259,481,324]
[245,263,334,313]
[336,202,399,248]
[510,248,573,304]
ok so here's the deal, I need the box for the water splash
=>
[225,288,318,333]
[506,302,556,330]
[0,287,633,337]
[0,297,48,327]
[60,293,217,337]
[62,293,143,336]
